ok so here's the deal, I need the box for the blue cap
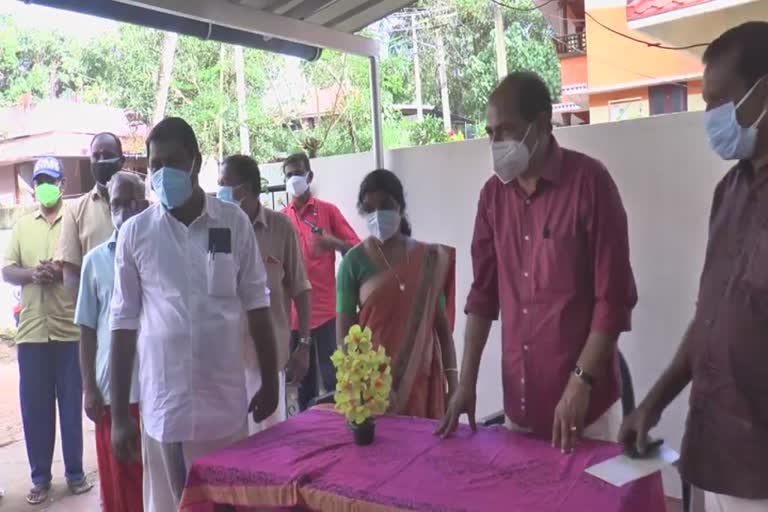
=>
[33,157,64,181]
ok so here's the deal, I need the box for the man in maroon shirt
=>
[621,23,768,511]
[436,72,637,453]
[281,153,360,411]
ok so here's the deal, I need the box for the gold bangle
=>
[444,368,458,374]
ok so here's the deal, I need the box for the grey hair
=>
[108,171,146,199]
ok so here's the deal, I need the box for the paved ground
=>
[0,344,100,512]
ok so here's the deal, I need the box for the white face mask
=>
[286,175,309,197]
[111,206,140,231]
[366,210,401,242]
[705,78,767,161]
[491,125,538,184]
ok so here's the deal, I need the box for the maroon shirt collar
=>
[535,136,564,186]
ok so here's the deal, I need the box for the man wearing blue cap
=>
[2,157,92,505]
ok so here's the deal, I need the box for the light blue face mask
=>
[151,167,193,209]
[705,78,767,161]
[111,206,141,231]
[366,209,402,242]
[216,185,244,206]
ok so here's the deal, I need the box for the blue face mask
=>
[366,210,402,242]
[216,185,244,206]
[705,78,767,161]
[151,167,193,209]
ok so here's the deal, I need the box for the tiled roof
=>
[627,0,715,20]
[0,100,136,141]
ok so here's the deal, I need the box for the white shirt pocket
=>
[207,253,237,297]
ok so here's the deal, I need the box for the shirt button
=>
[525,199,531,206]
[523,345,529,351]
[523,272,529,278]
[524,235,530,241]
[522,308,528,315]
[521,378,525,384]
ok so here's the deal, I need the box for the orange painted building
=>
[540,0,709,125]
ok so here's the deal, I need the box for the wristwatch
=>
[572,366,595,386]
[297,336,312,348]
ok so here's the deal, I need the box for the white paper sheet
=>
[585,445,680,487]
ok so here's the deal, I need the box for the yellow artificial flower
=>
[332,325,392,424]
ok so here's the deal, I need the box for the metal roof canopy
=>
[22,0,417,166]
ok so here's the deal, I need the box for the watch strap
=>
[573,366,595,386]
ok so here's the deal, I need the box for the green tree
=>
[0,0,562,161]
[413,0,560,124]
[79,24,162,121]
[0,15,86,105]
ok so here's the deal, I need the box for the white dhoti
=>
[245,369,287,435]
[505,400,623,442]
[705,492,768,512]
[141,422,248,512]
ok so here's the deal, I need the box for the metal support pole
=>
[369,56,384,168]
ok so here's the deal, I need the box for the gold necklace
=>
[375,241,407,292]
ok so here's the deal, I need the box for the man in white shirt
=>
[109,117,279,512]
[218,155,312,434]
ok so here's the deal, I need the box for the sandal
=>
[68,477,93,495]
[26,482,50,505]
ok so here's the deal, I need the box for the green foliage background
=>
[0,0,560,159]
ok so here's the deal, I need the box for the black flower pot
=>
[350,418,375,446]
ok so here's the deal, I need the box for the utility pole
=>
[435,30,451,133]
[233,45,251,155]
[493,3,508,80]
[411,12,424,122]
[152,32,179,125]
[218,43,225,164]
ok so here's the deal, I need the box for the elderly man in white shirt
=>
[109,117,279,512]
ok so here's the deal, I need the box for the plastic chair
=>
[307,390,336,408]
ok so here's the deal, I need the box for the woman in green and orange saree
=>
[336,169,458,419]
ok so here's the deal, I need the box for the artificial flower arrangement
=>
[331,325,392,445]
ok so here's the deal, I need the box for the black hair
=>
[358,169,412,237]
[145,117,201,163]
[493,71,553,124]
[703,22,768,88]
[223,154,261,194]
[90,132,123,155]
[282,152,311,173]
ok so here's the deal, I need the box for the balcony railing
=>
[555,32,587,56]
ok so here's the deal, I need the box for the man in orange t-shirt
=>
[281,153,360,411]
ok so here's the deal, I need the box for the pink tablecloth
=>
[180,409,666,512]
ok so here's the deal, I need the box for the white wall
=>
[265,111,730,497]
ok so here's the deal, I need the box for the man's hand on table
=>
[446,372,459,406]
[618,402,662,457]
[434,385,476,437]
[552,375,591,453]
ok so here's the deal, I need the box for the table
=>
[180,409,666,512]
